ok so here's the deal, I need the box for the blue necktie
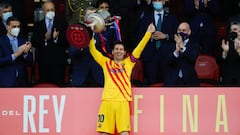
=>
[10,38,18,52]
[10,38,18,77]
[47,19,53,33]
[156,14,162,48]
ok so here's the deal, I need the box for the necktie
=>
[178,41,187,78]
[10,38,18,52]
[156,14,162,48]
[47,19,53,33]
[10,38,18,77]
[178,70,183,78]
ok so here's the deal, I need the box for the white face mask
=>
[11,27,20,37]
[2,12,13,22]
[45,11,55,20]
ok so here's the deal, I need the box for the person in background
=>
[68,6,104,87]
[0,1,13,37]
[94,9,118,58]
[184,0,220,56]
[219,22,240,86]
[89,23,155,135]
[96,0,110,11]
[65,0,97,24]
[164,22,200,86]
[32,1,68,86]
[137,0,178,85]
[0,16,32,87]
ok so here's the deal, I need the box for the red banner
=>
[0,87,240,135]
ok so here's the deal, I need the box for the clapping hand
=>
[147,23,155,33]
[174,34,184,52]
[221,39,229,52]
[234,39,240,55]
[221,39,229,58]
[24,41,32,53]
[53,28,59,39]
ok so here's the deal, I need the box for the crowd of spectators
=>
[0,0,240,87]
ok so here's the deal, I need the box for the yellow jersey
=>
[89,32,151,101]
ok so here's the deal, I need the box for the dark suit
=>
[0,21,7,37]
[164,38,200,86]
[68,26,116,87]
[68,46,103,87]
[0,35,32,87]
[219,41,240,86]
[137,9,178,84]
[184,0,220,55]
[32,18,68,86]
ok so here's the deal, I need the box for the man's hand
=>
[221,39,229,58]
[221,39,229,52]
[194,0,200,8]
[147,23,155,33]
[234,39,240,55]
[14,45,26,58]
[204,0,208,7]
[151,31,167,40]
[174,34,184,52]
[45,31,51,41]
[24,41,32,53]
[53,28,59,39]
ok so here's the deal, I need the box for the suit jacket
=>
[184,0,219,39]
[32,18,68,85]
[68,46,103,86]
[0,35,33,87]
[67,26,116,86]
[218,41,240,85]
[137,9,178,62]
[0,21,7,37]
[164,38,200,86]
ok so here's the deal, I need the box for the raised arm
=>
[132,23,155,58]
[89,37,108,64]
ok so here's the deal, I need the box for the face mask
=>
[45,11,55,20]
[228,31,238,41]
[11,27,20,37]
[153,2,163,11]
[2,12,13,22]
[178,32,189,41]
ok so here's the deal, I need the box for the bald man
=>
[164,22,200,86]
[32,1,69,86]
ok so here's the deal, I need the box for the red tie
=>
[99,33,113,58]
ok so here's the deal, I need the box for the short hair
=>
[0,1,12,11]
[231,21,240,26]
[6,16,20,25]
[96,0,110,8]
[112,40,125,50]
[41,1,55,10]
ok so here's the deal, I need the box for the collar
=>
[45,18,53,24]
[154,10,164,16]
[7,34,17,41]
[2,20,6,26]
[183,39,189,46]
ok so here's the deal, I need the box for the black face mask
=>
[228,31,238,41]
[178,32,189,41]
